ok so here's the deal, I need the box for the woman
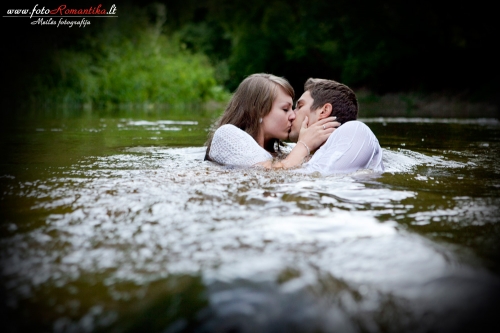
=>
[205,73,337,169]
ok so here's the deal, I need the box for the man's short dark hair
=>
[304,78,358,124]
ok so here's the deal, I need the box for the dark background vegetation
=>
[2,0,498,114]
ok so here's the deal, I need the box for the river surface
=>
[1,109,499,333]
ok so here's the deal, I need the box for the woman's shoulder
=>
[219,124,239,130]
[214,124,254,141]
[209,124,272,166]
[216,124,245,134]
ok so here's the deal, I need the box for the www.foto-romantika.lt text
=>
[8,4,117,17]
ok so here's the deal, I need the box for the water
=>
[1,109,499,333]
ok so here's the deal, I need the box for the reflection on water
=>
[1,114,499,332]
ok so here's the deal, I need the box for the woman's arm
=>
[258,116,339,169]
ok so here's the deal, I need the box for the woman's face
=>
[261,86,295,141]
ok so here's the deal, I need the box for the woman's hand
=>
[297,116,340,152]
[258,116,340,170]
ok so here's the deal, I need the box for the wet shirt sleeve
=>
[300,121,385,175]
[208,124,273,167]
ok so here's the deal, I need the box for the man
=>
[288,78,384,175]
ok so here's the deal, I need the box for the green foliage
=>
[29,3,230,108]
[163,0,497,101]
[11,0,497,110]
[173,20,232,86]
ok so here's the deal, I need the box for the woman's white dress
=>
[208,121,384,175]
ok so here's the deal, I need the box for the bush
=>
[29,3,229,108]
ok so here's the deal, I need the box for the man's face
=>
[288,90,319,142]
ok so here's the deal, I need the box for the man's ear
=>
[317,103,333,120]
